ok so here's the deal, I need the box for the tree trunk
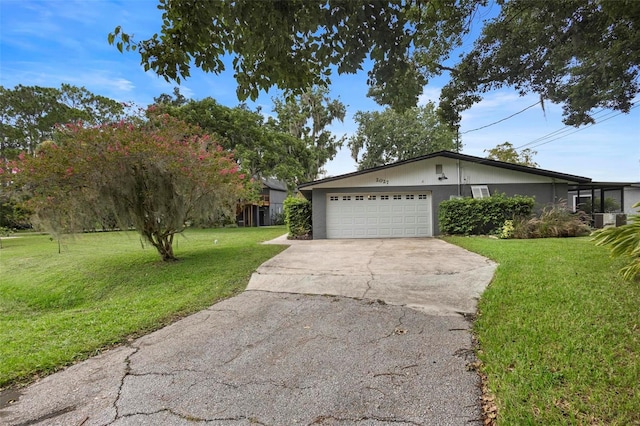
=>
[156,235,177,261]
[144,229,178,261]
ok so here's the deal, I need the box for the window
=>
[329,196,339,201]
[405,195,414,200]
[368,195,377,200]
[380,195,389,200]
[342,195,351,201]
[418,194,428,200]
[471,185,490,199]
[436,164,443,174]
[355,195,364,201]
[393,195,402,200]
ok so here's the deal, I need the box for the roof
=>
[569,181,640,190]
[298,150,592,189]
[261,177,288,192]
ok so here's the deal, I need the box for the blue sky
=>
[1,0,639,182]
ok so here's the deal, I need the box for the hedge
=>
[284,196,312,239]
[438,194,534,235]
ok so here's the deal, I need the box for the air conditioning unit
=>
[593,213,627,228]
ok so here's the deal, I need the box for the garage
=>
[326,192,432,238]
[298,151,591,239]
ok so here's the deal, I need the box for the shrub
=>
[439,193,534,235]
[578,196,621,214]
[284,196,312,239]
[271,211,285,226]
[500,220,515,239]
[511,202,591,238]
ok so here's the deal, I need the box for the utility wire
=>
[521,104,640,150]
[514,107,614,149]
[461,101,541,134]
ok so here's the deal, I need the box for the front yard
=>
[446,236,640,425]
[3,230,638,424]
[0,227,287,388]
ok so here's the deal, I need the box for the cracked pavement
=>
[1,238,495,425]
[248,237,496,316]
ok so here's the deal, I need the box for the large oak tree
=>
[349,103,456,170]
[0,84,126,158]
[111,0,639,127]
[150,91,313,190]
[110,0,477,111]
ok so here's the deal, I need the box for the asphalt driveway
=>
[1,237,496,426]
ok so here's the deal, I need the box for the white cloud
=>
[417,87,442,106]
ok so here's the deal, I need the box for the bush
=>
[271,211,285,226]
[284,196,312,239]
[0,198,32,229]
[511,202,591,238]
[439,193,534,235]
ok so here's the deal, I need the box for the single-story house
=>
[238,177,287,227]
[298,150,591,239]
[568,182,640,215]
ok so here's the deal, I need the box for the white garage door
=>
[326,192,432,238]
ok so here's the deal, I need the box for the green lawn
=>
[444,236,640,425]
[0,227,287,388]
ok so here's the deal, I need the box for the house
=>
[237,177,288,227]
[298,150,591,239]
[568,182,640,215]
[568,181,640,227]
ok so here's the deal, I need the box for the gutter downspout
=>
[456,126,461,197]
[457,159,461,197]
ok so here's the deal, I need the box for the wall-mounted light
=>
[438,173,448,181]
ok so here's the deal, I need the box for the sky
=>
[1,0,639,182]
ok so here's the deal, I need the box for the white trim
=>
[471,185,490,199]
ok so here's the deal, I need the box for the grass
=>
[0,226,287,388]
[444,236,640,425]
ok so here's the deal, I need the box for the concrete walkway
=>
[249,236,496,316]
[0,237,496,426]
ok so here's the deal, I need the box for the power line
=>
[522,104,640,150]
[514,107,614,149]
[461,101,541,134]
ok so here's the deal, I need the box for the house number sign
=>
[375,177,389,184]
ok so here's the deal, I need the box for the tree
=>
[484,142,538,168]
[153,86,188,107]
[349,102,456,170]
[0,84,126,157]
[440,0,640,127]
[111,1,639,126]
[110,1,477,110]
[9,115,249,261]
[273,86,346,181]
[151,92,311,190]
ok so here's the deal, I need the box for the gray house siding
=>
[310,182,568,238]
[480,183,569,209]
[268,189,287,225]
[300,151,589,239]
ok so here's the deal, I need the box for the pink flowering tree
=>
[11,114,253,261]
